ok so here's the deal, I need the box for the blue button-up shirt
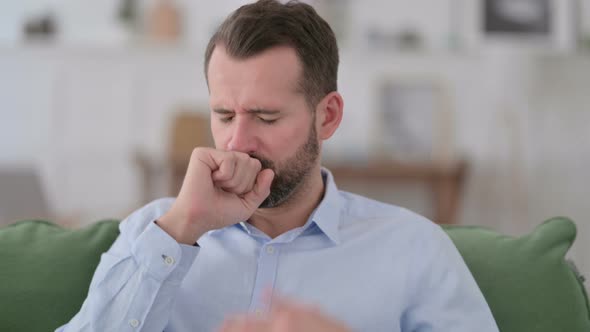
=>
[58,169,498,332]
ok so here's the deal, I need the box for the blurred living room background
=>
[0,0,589,275]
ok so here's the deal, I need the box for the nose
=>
[227,116,257,153]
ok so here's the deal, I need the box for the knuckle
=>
[250,158,262,170]
[238,153,251,165]
[222,180,237,189]
[226,153,237,164]
[236,185,247,195]
[191,147,204,159]
[231,150,246,159]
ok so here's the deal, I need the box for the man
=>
[58,1,499,331]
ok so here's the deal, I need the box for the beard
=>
[251,122,320,208]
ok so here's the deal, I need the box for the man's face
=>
[207,45,320,208]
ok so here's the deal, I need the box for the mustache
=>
[248,153,275,171]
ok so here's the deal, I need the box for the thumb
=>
[242,168,274,207]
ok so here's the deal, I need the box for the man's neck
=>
[249,166,325,239]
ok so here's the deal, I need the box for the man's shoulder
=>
[119,197,176,237]
[338,190,429,223]
[337,190,442,237]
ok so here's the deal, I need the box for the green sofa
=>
[1,217,589,331]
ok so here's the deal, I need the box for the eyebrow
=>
[212,108,281,115]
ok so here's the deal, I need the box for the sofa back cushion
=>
[443,217,590,332]
[0,219,119,331]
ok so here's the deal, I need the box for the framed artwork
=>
[474,0,577,51]
[484,0,551,36]
[375,78,454,163]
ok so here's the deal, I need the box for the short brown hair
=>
[204,0,339,110]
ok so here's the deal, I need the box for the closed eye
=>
[259,117,278,124]
[212,108,235,123]
[219,116,234,123]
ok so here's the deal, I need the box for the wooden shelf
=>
[326,160,468,224]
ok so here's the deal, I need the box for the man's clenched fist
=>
[157,147,275,245]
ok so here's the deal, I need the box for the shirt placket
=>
[248,242,281,316]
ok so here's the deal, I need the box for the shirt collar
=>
[311,167,342,245]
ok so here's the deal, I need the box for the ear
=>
[315,91,343,140]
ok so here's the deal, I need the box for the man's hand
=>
[217,297,351,332]
[158,147,274,245]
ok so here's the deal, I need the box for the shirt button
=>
[163,255,175,266]
[266,246,275,254]
[255,309,263,317]
[129,319,140,328]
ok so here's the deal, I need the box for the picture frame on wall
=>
[484,0,551,36]
[474,0,577,51]
[374,78,454,164]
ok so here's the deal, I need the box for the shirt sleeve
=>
[401,224,499,332]
[55,198,199,332]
